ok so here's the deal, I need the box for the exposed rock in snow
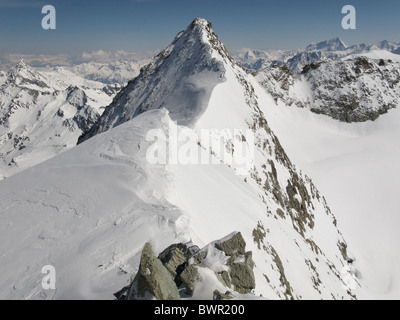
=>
[256,51,400,122]
[128,242,180,300]
[119,232,257,300]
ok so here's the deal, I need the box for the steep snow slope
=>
[0,111,184,299]
[0,61,116,179]
[257,86,400,299]
[0,106,352,300]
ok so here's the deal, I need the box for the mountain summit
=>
[79,18,234,143]
[306,37,347,52]
[0,19,355,300]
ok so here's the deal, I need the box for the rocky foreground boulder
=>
[114,232,256,300]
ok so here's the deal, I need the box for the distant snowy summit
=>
[305,37,348,52]
[0,59,118,178]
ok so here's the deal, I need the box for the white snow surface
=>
[0,104,348,300]
[258,89,400,299]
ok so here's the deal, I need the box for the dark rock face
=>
[213,233,255,294]
[305,56,400,122]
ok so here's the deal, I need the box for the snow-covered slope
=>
[0,19,356,300]
[0,108,353,300]
[256,51,400,122]
[71,18,354,299]
[259,91,400,300]
[0,61,116,179]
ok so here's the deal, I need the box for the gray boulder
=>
[129,242,180,300]
[228,252,256,294]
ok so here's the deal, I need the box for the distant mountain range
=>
[0,50,153,85]
[233,38,400,74]
[0,60,119,179]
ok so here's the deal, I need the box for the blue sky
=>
[0,0,399,54]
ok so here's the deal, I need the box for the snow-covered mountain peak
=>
[78,18,236,141]
[73,19,355,300]
[306,37,347,52]
[157,17,234,69]
[15,59,27,70]
[5,59,48,88]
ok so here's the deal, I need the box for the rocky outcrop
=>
[256,54,400,123]
[117,232,256,300]
[128,242,180,300]
[213,232,255,294]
